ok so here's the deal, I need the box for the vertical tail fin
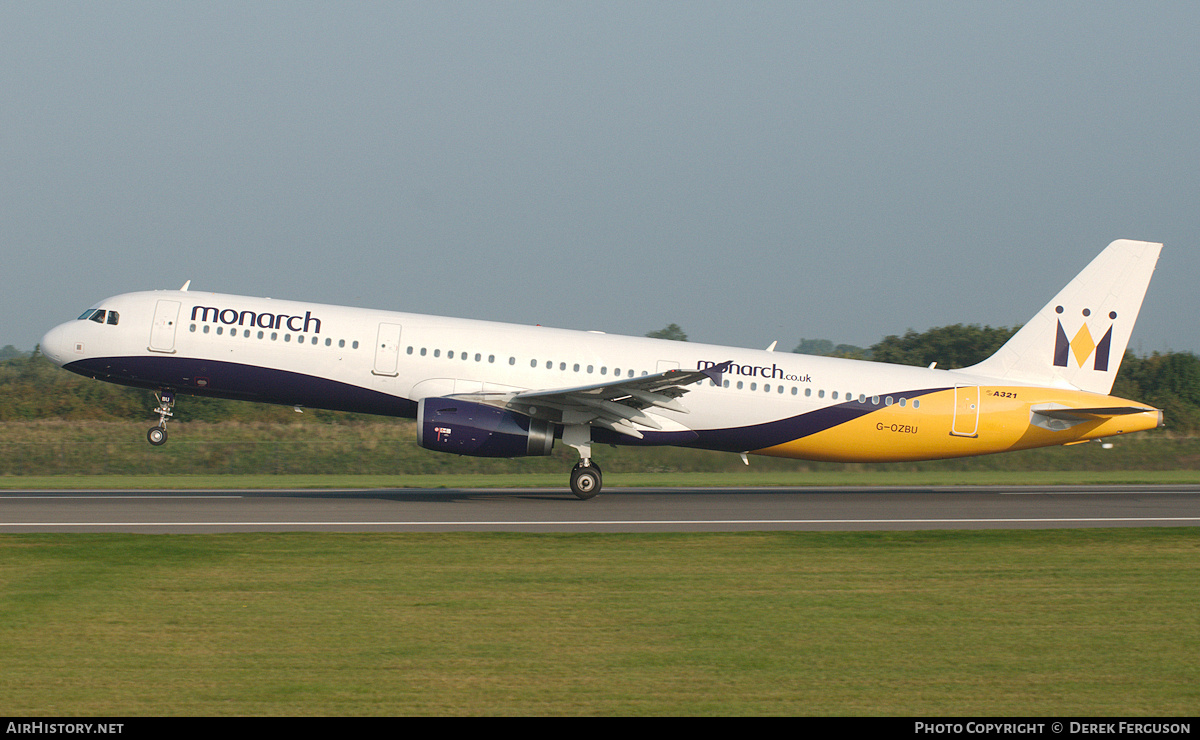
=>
[963,239,1161,394]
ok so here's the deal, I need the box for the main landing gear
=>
[147,390,175,446]
[563,424,602,500]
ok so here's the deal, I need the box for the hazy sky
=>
[3,2,1197,356]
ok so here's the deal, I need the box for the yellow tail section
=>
[753,386,1162,463]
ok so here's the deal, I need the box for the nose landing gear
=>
[147,390,175,446]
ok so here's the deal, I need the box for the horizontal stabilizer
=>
[1029,402,1163,433]
[1034,406,1157,420]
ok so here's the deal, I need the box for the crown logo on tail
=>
[1053,306,1115,371]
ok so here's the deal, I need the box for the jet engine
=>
[417,397,555,457]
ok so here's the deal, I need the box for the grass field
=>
[1,529,1197,716]
[3,421,1198,715]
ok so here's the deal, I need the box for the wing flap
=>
[451,361,733,432]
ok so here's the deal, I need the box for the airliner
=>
[40,239,1163,498]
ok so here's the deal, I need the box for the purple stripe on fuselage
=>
[592,387,949,453]
[63,356,418,418]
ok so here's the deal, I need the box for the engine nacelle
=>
[417,397,555,457]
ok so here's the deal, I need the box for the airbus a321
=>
[40,239,1164,498]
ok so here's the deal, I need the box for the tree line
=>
[4,326,1200,433]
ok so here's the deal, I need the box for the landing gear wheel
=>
[147,390,176,446]
[570,463,602,500]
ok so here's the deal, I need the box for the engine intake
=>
[417,398,555,457]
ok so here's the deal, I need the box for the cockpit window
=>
[77,309,119,325]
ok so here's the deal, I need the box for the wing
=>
[453,361,733,439]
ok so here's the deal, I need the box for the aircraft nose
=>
[40,323,74,367]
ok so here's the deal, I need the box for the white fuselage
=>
[42,289,972,440]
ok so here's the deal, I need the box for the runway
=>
[2,485,1199,533]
